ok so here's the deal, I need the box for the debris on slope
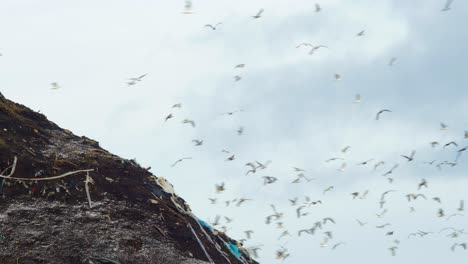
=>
[0,92,258,264]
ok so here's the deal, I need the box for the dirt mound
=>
[0,93,257,264]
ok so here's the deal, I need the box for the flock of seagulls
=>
[42,0,465,262]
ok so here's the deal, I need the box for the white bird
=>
[50,82,61,90]
[204,23,222,30]
[234,64,245,69]
[182,119,196,127]
[252,8,264,19]
[440,122,448,130]
[376,109,392,120]
[182,0,193,14]
[234,75,242,82]
[389,57,397,66]
[441,0,454,11]
[356,30,365,37]
[308,45,328,55]
[315,3,321,12]
[354,94,361,103]
[334,73,342,81]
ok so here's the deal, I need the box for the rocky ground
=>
[0,93,257,264]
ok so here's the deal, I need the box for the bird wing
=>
[204,24,215,29]
[255,8,264,17]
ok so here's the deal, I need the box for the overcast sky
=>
[1,0,467,263]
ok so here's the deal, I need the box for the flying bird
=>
[252,8,264,19]
[192,140,203,146]
[182,0,193,14]
[234,64,245,69]
[354,94,361,103]
[376,109,392,120]
[334,73,342,81]
[315,3,321,12]
[441,0,454,11]
[164,113,173,122]
[182,119,196,127]
[171,157,192,167]
[356,30,365,37]
[296,43,313,49]
[204,23,222,30]
[50,82,61,90]
[308,45,328,55]
[389,57,397,66]
[440,122,449,130]
[401,150,416,162]
[234,75,242,82]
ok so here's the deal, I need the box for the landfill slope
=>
[0,93,257,264]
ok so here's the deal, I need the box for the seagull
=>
[215,183,225,193]
[293,167,306,172]
[357,159,373,166]
[234,64,245,69]
[192,140,203,146]
[383,164,399,176]
[244,230,254,239]
[401,150,416,162]
[323,186,334,194]
[326,157,344,163]
[341,146,351,153]
[315,3,321,12]
[171,157,192,167]
[50,82,61,90]
[172,103,182,108]
[456,146,467,161]
[374,161,385,170]
[389,57,397,66]
[289,197,298,206]
[446,213,464,221]
[308,45,328,55]
[182,119,196,127]
[337,162,347,172]
[389,247,398,256]
[182,0,193,14]
[356,219,367,227]
[458,200,464,211]
[356,30,365,37]
[234,75,242,82]
[296,206,307,218]
[204,23,222,30]
[262,176,278,185]
[354,94,362,103]
[418,179,428,190]
[441,0,454,11]
[380,190,397,201]
[256,160,271,170]
[440,122,449,130]
[237,126,244,135]
[208,198,217,204]
[128,74,147,82]
[334,73,342,81]
[376,109,392,120]
[226,155,235,161]
[164,113,173,122]
[252,8,264,19]
[438,208,445,218]
[296,43,314,49]
[431,141,440,148]
[323,217,336,225]
[444,141,458,148]
[376,223,391,229]
[451,243,467,251]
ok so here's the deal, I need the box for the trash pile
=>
[0,92,258,264]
